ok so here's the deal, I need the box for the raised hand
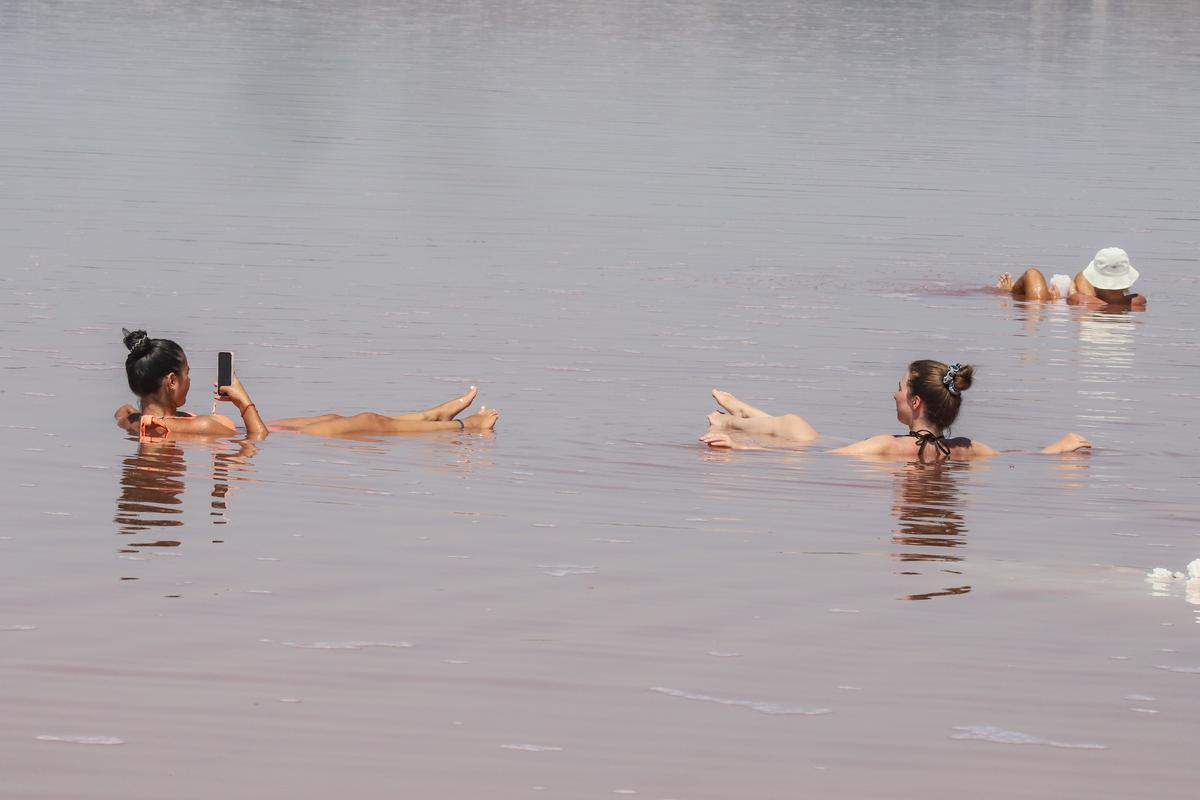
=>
[215,373,253,411]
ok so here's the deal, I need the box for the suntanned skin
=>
[114,355,268,439]
[115,353,499,440]
[698,380,1089,459]
[996,269,1146,309]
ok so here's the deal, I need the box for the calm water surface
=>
[3,1,1199,797]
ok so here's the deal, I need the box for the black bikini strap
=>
[894,429,951,459]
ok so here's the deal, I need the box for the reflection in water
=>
[1050,450,1091,490]
[210,440,259,524]
[114,441,186,537]
[1001,298,1073,368]
[1077,311,1138,425]
[891,460,972,601]
[115,440,257,547]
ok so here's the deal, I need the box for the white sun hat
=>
[1082,247,1139,290]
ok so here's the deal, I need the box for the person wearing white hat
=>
[1068,247,1145,308]
[995,247,1145,308]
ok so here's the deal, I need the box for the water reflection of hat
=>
[1083,247,1139,290]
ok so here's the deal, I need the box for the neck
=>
[139,395,177,417]
[910,417,943,436]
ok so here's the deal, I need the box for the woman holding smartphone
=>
[114,329,499,440]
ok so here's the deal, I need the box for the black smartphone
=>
[217,351,233,393]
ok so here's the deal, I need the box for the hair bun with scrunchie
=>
[122,328,151,357]
[942,363,962,396]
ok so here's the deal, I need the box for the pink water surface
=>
[3,1,1199,798]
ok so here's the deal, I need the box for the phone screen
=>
[217,351,233,390]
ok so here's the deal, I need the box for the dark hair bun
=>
[950,363,974,394]
[122,328,151,357]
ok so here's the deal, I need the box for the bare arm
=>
[217,374,269,439]
[114,404,140,433]
[1040,432,1091,454]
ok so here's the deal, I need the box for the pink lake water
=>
[2,1,1199,797]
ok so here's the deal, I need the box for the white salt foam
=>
[36,735,125,745]
[950,725,1106,749]
[650,687,830,716]
[539,564,597,577]
[264,639,413,650]
[500,743,563,752]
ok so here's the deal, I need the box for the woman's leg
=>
[712,389,771,418]
[997,268,1054,300]
[706,390,818,442]
[707,411,818,441]
[267,413,340,428]
[294,408,499,437]
[395,386,477,422]
[268,387,478,429]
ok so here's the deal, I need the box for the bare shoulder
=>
[831,434,897,455]
[144,414,238,438]
[953,438,998,458]
[177,414,238,436]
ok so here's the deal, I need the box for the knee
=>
[1021,268,1045,285]
[780,414,817,441]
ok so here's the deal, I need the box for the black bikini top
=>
[895,429,951,460]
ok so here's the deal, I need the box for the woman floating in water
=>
[113,329,499,440]
[996,247,1146,309]
[699,360,1089,459]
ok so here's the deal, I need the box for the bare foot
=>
[995,272,1014,291]
[707,411,731,430]
[463,406,499,431]
[426,386,477,421]
[699,431,735,448]
[711,389,766,418]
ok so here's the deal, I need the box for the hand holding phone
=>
[213,351,234,414]
[217,351,233,395]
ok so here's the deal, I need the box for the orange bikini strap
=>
[139,414,166,441]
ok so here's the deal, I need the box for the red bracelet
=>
[242,403,257,416]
